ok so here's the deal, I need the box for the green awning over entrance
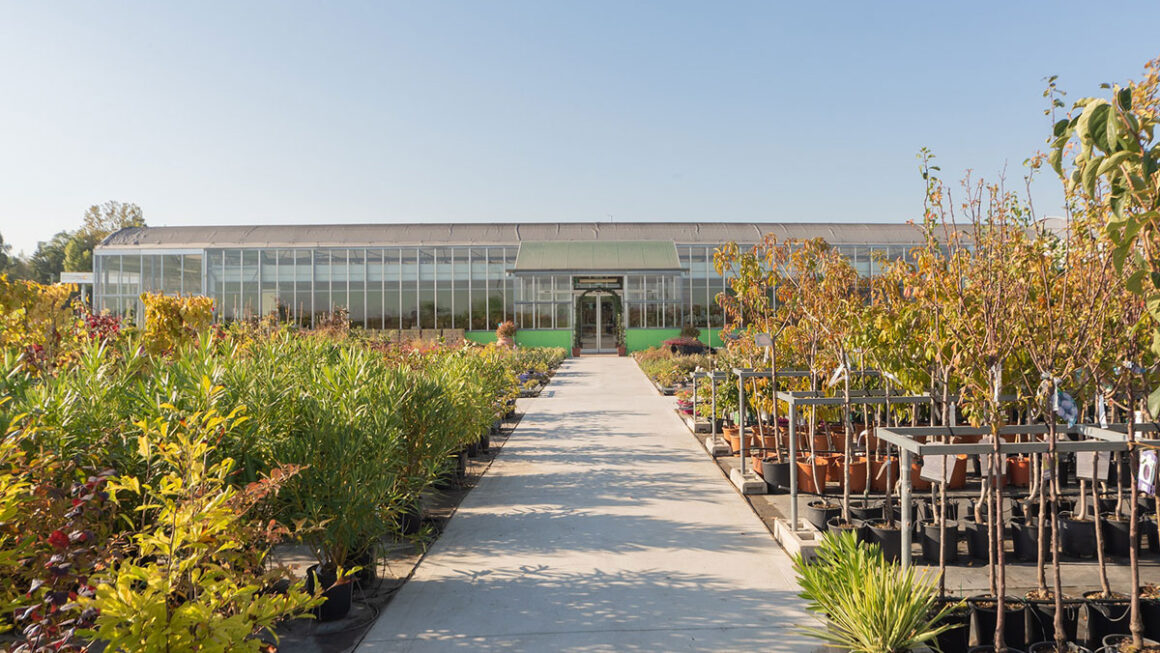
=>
[511,241,685,274]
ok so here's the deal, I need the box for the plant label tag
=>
[1139,450,1158,495]
[920,455,953,484]
[754,333,773,348]
[1076,451,1109,481]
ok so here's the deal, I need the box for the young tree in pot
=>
[921,164,1029,651]
[776,239,843,513]
[781,238,863,526]
[1050,62,1160,649]
[1011,200,1116,649]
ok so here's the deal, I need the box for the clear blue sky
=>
[2,1,1158,255]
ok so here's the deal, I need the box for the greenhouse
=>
[92,221,923,352]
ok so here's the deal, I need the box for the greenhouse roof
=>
[512,241,684,274]
[96,222,926,250]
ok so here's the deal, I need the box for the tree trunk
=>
[1047,418,1066,649]
[1128,409,1143,649]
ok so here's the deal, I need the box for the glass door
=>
[578,295,599,351]
[576,292,620,353]
[599,295,617,352]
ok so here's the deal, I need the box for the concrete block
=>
[773,518,820,561]
[729,468,767,495]
[703,435,732,457]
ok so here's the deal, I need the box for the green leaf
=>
[1083,156,1103,196]
[1149,386,1160,420]
[1118,86,1132,111]
[1089,103,1111,152]
[1053,118,1070,138]
[1048,147,1064,177]
[1097,150,1133,175]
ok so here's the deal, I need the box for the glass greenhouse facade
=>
[93,222,924,352]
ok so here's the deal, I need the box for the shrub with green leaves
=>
[792,530,957,653]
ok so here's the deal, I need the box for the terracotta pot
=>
[797,457,829,494]
[911,462,932,491]
[1008,456,1031,487]
[843,456,869,493]
[750,453,765,475]
[828,426,848,452]
[813,431,833,452]
[949,454,968,489]
[869,455,899,492]
[759,430,780,450]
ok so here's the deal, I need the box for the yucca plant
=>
[793,530,958,653]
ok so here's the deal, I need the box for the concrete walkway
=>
[358,356,812,652]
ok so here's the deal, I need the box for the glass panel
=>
[600,295,617,349]
[161,255,182,294]
[183,253,202,297]
[365,250,383,329]
[294,250,311,326]
[260,251,278,318]
[275,250,295,323]
[435,249,452,328]
[329,250,348,319]
[401,249,417,329]
[313,250,330,323]
[556,302,570,329]
[241,250,260,319]
[348,249,365,328]
[578,296,598,349]
[537,303,553,329]
[418,248,435,329]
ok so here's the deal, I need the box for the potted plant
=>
[792,530,959,653]
[496,320,517,348]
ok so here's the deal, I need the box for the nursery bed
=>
[270,407,528,653]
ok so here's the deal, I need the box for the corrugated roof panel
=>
[512,241,684,273]
[97,221,926,250]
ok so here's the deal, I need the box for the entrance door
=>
[577,292,619,353]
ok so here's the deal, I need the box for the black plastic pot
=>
[1102,518,1134,558]
[936,599,972,653]
[1082,594,1130,649]
[349,547,378,588]
[1100,633,1158,652]
[826,516,865,542]
[1143,597,1160,641]
[970,596,1027,650]
[1055,455,1074,488]
[1058,513,1097,559]
[964,518,991,561]
[848,498,885,522]
[480,433,491,454]
[921,521,959,564]
[306,564,355,622]
[466,441,480,458]
[396,502,422,535]
[1027,642,1089,653]
[1026,599,1081,646]
[805,500,841,532]
[868,521,902,563]
[1011,517,1051,563]
[892,500,923,528]
[968,647,1026,653]
[1144,518,1160,555]
[762,459,791,493]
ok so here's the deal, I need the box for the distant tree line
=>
[0,201,145,283]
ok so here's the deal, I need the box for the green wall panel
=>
[465,331,498,345]
[514,329,572,351]
[702,330,723,348]
[625,328,682,353]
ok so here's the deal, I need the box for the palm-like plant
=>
[793,530,958,653]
